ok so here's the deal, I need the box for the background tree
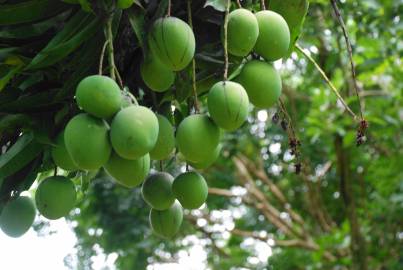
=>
[0,0,402,269]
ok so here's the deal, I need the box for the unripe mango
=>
[189,144,221,170]
[149,17,195,71]
[140,56,175,92]
[176,114,221,164]
[236,60,282,108]
[104,152,150,188]
[207,81,249,131]
[142,172,175,210]
[254,11,290,61]
[35,176,76,220]
[75,75,122,118]
[149,200,183,239]
[0,196,36,238]
[149,115,175,160]
[110,106,159,160]
[172,172,208,209]
[227,9,259,57]
[64,114,111,170]
[51,131,78,171]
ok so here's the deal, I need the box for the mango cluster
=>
[0,8,292,239]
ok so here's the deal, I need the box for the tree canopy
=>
[0,0,402,269]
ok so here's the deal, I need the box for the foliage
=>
[0,0,402,270]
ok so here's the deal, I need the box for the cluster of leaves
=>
[1,0,402,269]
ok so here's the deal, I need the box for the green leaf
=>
[26,16,101,70]
[204,0,226,12]
[0,133,43,180]
[127,7,146,49]
[0,0,69,26]
[269,0,310,55]
[0,63,24,91]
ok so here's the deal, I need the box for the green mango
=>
[172,171,208,209]
[51,131,78,171]
[35,176,76,220]
[142,172,175,210]
[226,9,259,57]
[149,115,175,160]
[104,152,150,188]
[110,106,159,160]
[176,114,221,164]
[0,196,36,238]
[75,75,122,119]
[254,10,290,61]
[64,113,111,170]
[149,201,183,239]
[148,17,195,71]
[236,60,282,108]
[207,81,249,131]
[140,55,175,92]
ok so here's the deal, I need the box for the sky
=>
[0,217,207,270]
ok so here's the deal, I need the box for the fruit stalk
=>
[105,16,116,80]
[223,0,230,81]
[98,40,109,75]
[187,0,199,112]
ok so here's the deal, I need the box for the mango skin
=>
[149,17,196,71]
[64,113,111,170]
[110,106,159,160]
[51,131,78,171]
[227,9,259,57]
[149,115,175,161]
[35,176,76,220]
[140,56,175,92]
[75,75,122,119]
[0,196,36,238]
[172,172,208,209]
[254,10,290,61]
[189,144,221,170]
[104,152,150,188]
[142,172,175,210]
[149,200,183,239]
[208,81,249,131]
[236,60,282,108]
[176,114,221,164]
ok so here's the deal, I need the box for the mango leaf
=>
[269,0,310,55]
[0,0,69,26]
[0,132,43,180]
[26,16,101,70]
[204,0,226,12]
[0,12,70,39]
[127,7,146,49]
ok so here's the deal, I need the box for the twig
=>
[330,0,363,120]
[187,0,199,113]
[295,43,357,119]
[260,0,266,10]
[223,0,230,81]
[167,0,171,17]
[113,66,124,89]
[105,17,116,80]
[236,0,242,8]
[98,40,109,75]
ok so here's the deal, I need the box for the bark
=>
[334,135,368,270]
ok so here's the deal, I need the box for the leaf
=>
[26,16,101,70]
[269,0,310,55]
[0,0,69,26]
[0,133,43,180]
[127,7,146,49]
[204,0,227,12]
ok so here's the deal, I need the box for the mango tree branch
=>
[295,43,357,120]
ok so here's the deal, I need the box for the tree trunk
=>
[334,135,368,270]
